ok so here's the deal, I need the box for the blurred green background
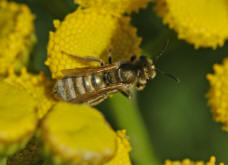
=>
[12,0,228,165]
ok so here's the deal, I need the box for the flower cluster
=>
[0,0,227,164]
[0,0,149,164]
[0,71,132,164]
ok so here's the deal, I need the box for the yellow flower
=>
[0,68,55,157]
[105,130,132,165]
[0,0,36,75]
[164,156,223,165]
[74,0,153,14]
[0,81,38,156]
[154,0,228,49]
[46,7,141,79]
[5,68,56,119]
[207,58,228,131]
[41,103,117,164]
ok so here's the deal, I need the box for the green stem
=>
[108,92,160,165]
[0,157,7,165]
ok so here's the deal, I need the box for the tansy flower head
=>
[5,68,56,119]
[0,81,37,156]
[207,58,228,131]
[46,7,141,79]
[40,102,131,165]
[105,130,132,165]
[0,0,36,75]
[154,0,228,49]
[74,0,153,14]
[0,68,55,156]
[165,156,223,165]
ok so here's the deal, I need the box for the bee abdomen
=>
[91,74,106,89]
[54,73,108,102]
[54,78,77,101]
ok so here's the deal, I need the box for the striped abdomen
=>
[54,72,112,105]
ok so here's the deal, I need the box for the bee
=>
[54,42,178,106]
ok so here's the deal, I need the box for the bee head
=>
[135,56,156,90]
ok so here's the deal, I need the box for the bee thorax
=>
[120,70,136,83]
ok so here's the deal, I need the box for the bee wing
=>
[61,64,120,77]
[70,84,127,104]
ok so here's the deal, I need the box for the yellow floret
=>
[5,68,56,119]
[207,58,228,131]
[74,0,153,14]
[46,8,141,79]
[105,130,132,165]
[164,156,223,165]
[0,81,37,156]
[154,0,228,49]
[41,103,116,165]
[0,0,36,75]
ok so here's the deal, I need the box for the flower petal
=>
[0,0,36,75]
[154,0,228,49]
[0,81,37,156]
[46,8,141,79]
[41,102,116,165]
[207,58,228,131]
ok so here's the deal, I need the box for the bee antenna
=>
[155,68,180,83]
[154,39,170,63]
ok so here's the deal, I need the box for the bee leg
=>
[108,49,112,64]
[61,51,104,66]
[121,90,132,99]
[130,55,137,63]
[81,56,104,66]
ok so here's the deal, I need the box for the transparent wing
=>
[61,64,120,77]
[70,84,127,103]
